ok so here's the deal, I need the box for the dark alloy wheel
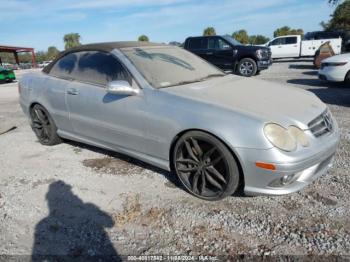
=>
[173,131,240,201]
[345,71,350,86]
[30,104,62,145]
[237,58,257,77]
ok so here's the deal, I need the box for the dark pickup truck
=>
[184,35,271,77]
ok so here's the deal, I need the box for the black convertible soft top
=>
[43,41,166,73]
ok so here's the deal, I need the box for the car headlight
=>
[256,49,268,59]
[264,124,297,152]
[288,126,310,147]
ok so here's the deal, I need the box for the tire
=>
[173,131,240,201]
[237,58,257,77]
[345,71,350,86]
[30,104,62,146]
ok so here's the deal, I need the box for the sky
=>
[0,0,336,51]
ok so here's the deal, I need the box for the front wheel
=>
[173,131,240,201]
[30,104,62,145]
[237,58,257,77]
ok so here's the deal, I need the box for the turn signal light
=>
[255,162,276,171]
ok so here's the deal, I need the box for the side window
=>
[285,37,297,44]
[208,38,231,50]
[188,38,207,50]
[74,51,131,86]
[49,53,78,79]
[270,38,284,46]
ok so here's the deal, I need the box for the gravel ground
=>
[0,61,349,258]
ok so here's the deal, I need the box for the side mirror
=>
[106,80,139,96]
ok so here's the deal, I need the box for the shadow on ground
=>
[287,79,350,107]
[289,64,316,70]
[66,140,183,189]
[32,180,122,261]
[273,59,312,63]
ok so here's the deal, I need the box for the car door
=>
[284,36,299,57]
[207,37,233,69]
[268,38,285,58]
[46,52,79,133]
[187,37,210,61]
[65,50,148,154]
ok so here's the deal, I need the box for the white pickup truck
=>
[265,35,342,59]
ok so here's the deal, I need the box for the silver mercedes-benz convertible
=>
[19,42,340,200]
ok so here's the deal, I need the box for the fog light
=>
[281,174,295,185]
[268,173,297,187]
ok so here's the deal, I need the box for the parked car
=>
[0,66,16,83]
[265,35,342,59]
[319,53,350,84]
[184,35,271,77]
[19,42,339,200]
[38,61,52,68]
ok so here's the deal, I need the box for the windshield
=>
[121,46,225,88]
[222,35,242,46]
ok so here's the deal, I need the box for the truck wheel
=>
[237,58,257,77]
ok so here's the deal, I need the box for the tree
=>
[63,33,81,50]
[273,26,304,37]
[249,35,270,45]
[138,35,149,42]
[328,0,340,5]
[47,46,59,60]
[232,30,249,44]
[203,27,216,36]
[322,0,350,31]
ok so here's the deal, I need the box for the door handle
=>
[206,52,213,55]
[67,88,79,95]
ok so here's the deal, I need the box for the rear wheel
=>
[173,131,240,201]
[345,71,350,86]
[30,104,62,145]
[237,58,257,77]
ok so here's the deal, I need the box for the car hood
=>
[162,75,326,128]
[323,53,350,63]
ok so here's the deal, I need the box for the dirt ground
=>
[0,61,349,258]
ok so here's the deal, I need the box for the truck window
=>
[208,38,231,50]
[285,37,297,44]
[188,38,207,50]
[269,38,285,46]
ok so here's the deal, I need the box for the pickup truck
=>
[264,35,342,59]
[184,35,272,77]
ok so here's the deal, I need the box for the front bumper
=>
[318,66,347,82]
[257,59,272,70]
[236,127,340,196]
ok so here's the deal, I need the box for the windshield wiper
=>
[159,74,225,88]
[198,73,225,81]
[160,79,202,88]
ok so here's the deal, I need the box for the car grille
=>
[308,110,334,138]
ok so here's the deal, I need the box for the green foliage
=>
[273,26,304,37]
[138,35,149,42]
[232,30,249,44]
[248,35,270,45]
[63,33,81,50]
[203,27,216,36]
[322,0,350,31]
[231,30,269,45]
[47,46,60,60]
